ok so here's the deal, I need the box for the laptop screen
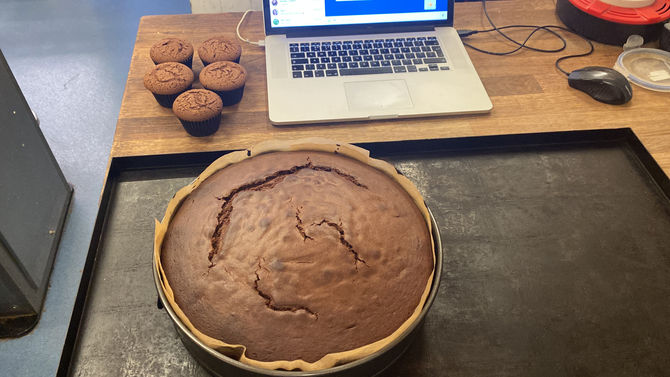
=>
[268,0,449,29]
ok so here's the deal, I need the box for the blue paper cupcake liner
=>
[179,113,222,137]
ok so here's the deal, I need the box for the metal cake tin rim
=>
[153,206,443,376]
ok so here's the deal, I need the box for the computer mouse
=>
[568,66,633,105]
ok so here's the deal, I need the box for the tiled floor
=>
[0,1,259,374]
[0,1,190,376]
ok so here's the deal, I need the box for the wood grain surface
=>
[113,0,670,174]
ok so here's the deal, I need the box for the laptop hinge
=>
[285,25,436,39]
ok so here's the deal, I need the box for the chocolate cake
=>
[159,148,434,369]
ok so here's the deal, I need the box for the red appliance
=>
[556,0,670,45]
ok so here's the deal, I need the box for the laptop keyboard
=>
[289,37,449,78]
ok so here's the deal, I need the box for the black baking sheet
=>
[63,129,670,377]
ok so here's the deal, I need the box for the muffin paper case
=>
[202,56,240,65]
[179,114,221,137]
[215,85,244,106]
[152,91,188,108]
[154,138,435,371]
[178,56,194,69]
[150,55,193,68]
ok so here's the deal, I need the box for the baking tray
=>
[60,129,670,377]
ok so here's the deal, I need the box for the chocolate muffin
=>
[158,147,434,370]
[199,61,247,106]
[198,36,242,65]
[143,62,194,107]
[172,89,223,137]
[150,38,194,68]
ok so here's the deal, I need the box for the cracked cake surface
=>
[161,150,433,364]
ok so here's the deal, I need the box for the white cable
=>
[236,9,265,47]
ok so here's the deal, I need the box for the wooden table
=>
[113,0,670,174]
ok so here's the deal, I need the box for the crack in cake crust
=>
[253,259,319,319]
[209,204,233,267]
[209,161,368,266]
[313,220,368,269]
[294,207,314,241]
[309,165,368,189]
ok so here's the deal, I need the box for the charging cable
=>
[458,0,594,76]
[237,10,265,47]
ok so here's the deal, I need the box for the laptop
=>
[262,0,492,125]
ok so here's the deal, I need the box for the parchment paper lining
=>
[154,138,436,371]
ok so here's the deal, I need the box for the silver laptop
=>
[262,0,492,125]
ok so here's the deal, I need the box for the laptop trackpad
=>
[344,80,413,111]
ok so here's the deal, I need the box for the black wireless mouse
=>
[568,66,633,105]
